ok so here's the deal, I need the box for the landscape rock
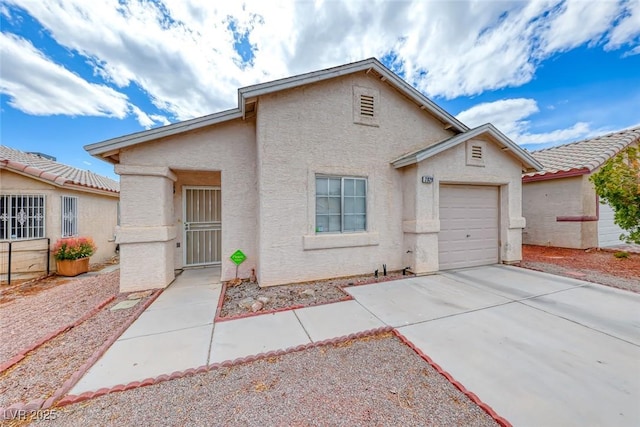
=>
[250,301,264,312]
[238,297,255,309]
[257,296,270,304]
[301,289,315,298]
[127,290,152,300]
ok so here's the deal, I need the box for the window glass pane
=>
[355,197,366,213]
[316,178,328,196]
[329,178,341,196]
[316,197,329,214]
[316,215,329,233]
[356,179,366,196]
[344,215,355,231]
[329,215,341,232]
[343,179,355,196]
[328,196,341,214]
[354,214,366,231]
[344,197,354,214]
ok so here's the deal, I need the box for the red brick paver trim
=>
[392,329,512,427]
[0,295,116,374]
[0,289,163,419]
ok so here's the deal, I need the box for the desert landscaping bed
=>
[219,271,407,318]
[518,245,640,293]
[0,271,155,410]
[29,333,499,427]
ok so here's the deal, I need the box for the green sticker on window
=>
[230,249,247,265]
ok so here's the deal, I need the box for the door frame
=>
[182,185,222,267]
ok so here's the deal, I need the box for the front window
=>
[0,194,45,240]
[315,176,366,233]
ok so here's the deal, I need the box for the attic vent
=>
[360,95,375,117]
[466,140,486,167]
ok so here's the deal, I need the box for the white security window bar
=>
[315,176,367,233]
[61,196,78,237]
[0,194,46,240]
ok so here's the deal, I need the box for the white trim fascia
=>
[84,108,243,158]
[392,123,544,171]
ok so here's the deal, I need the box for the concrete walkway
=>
[71,265,640,427]
[71,268,384,394]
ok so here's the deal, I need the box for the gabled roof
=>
[0,145,119,194]
[524,126,640,180]
[391,123,543,172]
[85,58,468,163]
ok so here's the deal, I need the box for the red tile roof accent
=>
[0,145,119,193]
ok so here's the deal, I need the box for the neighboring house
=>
[1,146,119,279]
[522,126,640,249]
[85,58,541,292]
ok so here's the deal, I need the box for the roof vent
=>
[360,94,375,117]
[28,152,56,161]
[466,140,486,167]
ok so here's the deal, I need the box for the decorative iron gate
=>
[183,186,221,266]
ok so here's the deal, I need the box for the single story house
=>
[86,58,542,292]
[522,126,639,249]
[1,146,119,280]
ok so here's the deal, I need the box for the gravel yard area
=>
[0,272,119,365]
[0,283,154,409]
[31,333,498,427]
[519,245,640,293]
[220,271,406,318]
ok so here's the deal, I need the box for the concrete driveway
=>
[346,265,640,427]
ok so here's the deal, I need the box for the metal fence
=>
[0,238,50,285]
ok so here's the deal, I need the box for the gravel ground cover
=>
[519,245,640,293]
[0,271,119,365]
[30,333,498,427]
[0,287,153,408]
[220,271,406,318]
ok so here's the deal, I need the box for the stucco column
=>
[402,166,439,274]
[115,165,177,292]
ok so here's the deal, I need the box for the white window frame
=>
[61,196,78,237]
[0,194,46,240]
[315,176,367,234]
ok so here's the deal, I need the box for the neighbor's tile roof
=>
[0,145,119,193]
[526,126,640,177]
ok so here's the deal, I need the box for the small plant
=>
[613,251,630,259]
[52,237,97,260]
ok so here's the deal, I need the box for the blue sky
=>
[1,0,639,181]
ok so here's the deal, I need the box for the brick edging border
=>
[392,329,512,427]
[0,288,163,420]
[52,326,395,408]
[0,295,116,374]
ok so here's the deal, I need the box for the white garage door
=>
[598,203,625,247]
[439,185,499,270]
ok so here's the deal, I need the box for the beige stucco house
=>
[85,58,542,292]
[523,126,639,249]
[1,146,119,281]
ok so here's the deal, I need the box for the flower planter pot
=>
[56,257,90,277]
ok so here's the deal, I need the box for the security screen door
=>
[183,186,221,266]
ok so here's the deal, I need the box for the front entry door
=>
[183,186,221,266]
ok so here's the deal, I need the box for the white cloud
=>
[2,0,639,122]
[0,32,130,117]
[456,98,591,145]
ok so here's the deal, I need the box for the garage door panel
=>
[439,185,499,270]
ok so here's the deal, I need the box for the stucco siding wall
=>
[255,72,454,286]
[1,169,118,275]
[522,176,596,248]
[119,119,257,284]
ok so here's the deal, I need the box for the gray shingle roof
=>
[526,126,640,177]
[0,145,119,193]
